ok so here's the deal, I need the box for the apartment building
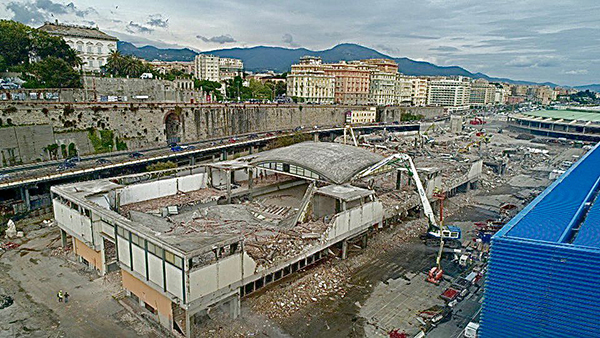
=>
[219,58,244,80]
[427,76,471,111]
[395,75,413,106]
[287,57,335,104]
[194,54,220,81]
[324,61,373,105]
[369,70,396,105]
[469,79,496,106]
[410,77,428,106]
[346,107,377,124]
[38,21,118,72]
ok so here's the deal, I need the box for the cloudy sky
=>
[1,0,599,86]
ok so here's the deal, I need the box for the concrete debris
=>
[248,261,348,319]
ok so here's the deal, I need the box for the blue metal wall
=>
[481,238,600,337]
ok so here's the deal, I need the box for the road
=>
[0,123,420,191]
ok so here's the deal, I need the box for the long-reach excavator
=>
[357,153,462,284]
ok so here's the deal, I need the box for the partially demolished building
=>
[51,141,482,336]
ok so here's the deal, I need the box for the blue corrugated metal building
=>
[480,143,600,338]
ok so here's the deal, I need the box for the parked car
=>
[57,161,76,171]
[66,156,81,164]
[96,158,112,165]
[129,152,144,158]
[171,146,184,152]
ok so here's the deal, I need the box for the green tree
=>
[25,57,82,88]
[0,55,6,72]
[0,20,31,67]
[30,30,80,67]
[103,51,153,78]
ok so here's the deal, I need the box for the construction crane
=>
[357,153,462,284]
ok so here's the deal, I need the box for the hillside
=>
[574,84,600,93]
[118,41,556,86]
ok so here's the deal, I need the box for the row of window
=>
[257,162,321,180]
[117,227,183,269]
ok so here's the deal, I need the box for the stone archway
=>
[164,112,182,144]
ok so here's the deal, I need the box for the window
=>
[165,250,183,268]
[117,227,129,239]
[147,242,163,258]
[131,233,144,247]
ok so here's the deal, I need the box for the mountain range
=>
[118,41,562,87]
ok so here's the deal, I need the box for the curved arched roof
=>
[248,141,384,184]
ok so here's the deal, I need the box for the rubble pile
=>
[248,261,348,319]
[120,189,224,216]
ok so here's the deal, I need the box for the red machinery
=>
[470,117,487,125]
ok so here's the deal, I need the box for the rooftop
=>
[495,143,600,250]
[38,22,118,41]
[241,141,384,184]
[521,109,600,123]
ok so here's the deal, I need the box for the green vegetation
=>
[88,128,115,153]
[67,143,78,158]
[400,112,424,121]
[195,80,223,101]
[45,143,59,160]
[224,76,285,101]
[267,132,312,149]
[103,51,153,78]
[0,20,81,88]
[146,161,177,172]
[115,137,128,151]
[163,68,192,81]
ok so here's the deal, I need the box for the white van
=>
[464,322,480,338]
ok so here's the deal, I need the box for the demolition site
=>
[0,114,591,338]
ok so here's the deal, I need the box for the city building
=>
[324,61,373,105]
[410,77,428,106]
[51,141,391,337]
[218,58,244,80]
[395,75,413,106]
[469,79,496,106]
[287,57,335,104]
[194,54,220,82]
[38,21,118,72]
[346,107,377,124]
[361,59,399,74]
[480,143,600,338]
[148,61,194,76]
[369,70,396,105]
[427,76,471,112]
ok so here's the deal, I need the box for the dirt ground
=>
[0,224,160,338]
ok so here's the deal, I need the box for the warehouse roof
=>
[243,141,384,184]
[521,109,600,122]
[496,143,600,249]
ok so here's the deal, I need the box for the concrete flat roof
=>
[317,184,373,202]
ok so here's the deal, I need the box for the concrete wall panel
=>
[117,236,130,267]
[165,263,183,300]
[148,254,164,289]
[53,201,93,244]
[132,245,146,277]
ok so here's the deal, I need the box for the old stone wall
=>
[0,103,444,165]
[0,125,54,165]
[378,106,445,122]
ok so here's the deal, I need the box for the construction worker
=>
[57,290,63,303]
[64,291,70,303]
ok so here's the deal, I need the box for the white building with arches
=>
[38,21,118,73]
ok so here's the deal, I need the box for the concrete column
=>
[361,234,368,248]
[248,168,254,201]
[396,170,402,190]
[21,187,31,211]
[229,293,241,319]
[313,133,319,142]
[185,312,192,338]
[190,156,196,166]
[341,240,348,260]
[221,149,227,161]
[226,169,232,204]
[249,146,253,155]
[60,229,68,248]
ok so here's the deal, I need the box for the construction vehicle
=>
[469,117,486,125]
